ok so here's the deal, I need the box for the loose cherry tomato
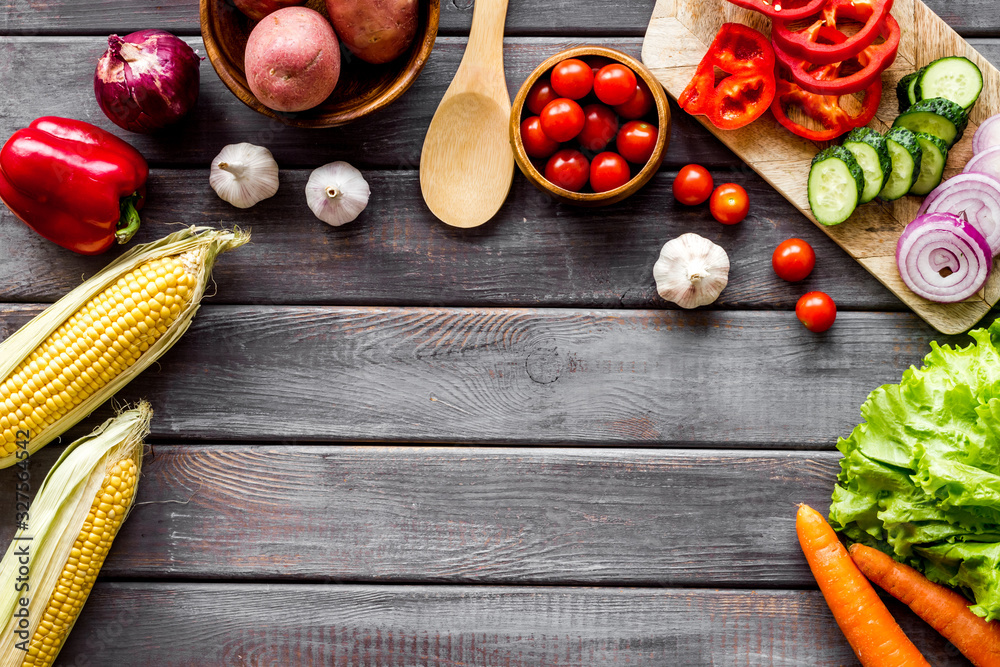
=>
[590,152,631,192]
[672,164,713,205]
[526,77,559,116]
[594,64,638,106]
[772,238,816,282]
[709,183,749,225]
[613,78,655,119]
[520,116,559,159]
[577,104,619,152]
[796,291,837,333]
[545,149,590,192]
[616,120,658,164]
[550,59,594,100]
[539,98,585,142]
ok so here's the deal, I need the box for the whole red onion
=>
[95,30,200,133]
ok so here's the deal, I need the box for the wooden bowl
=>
[510,46,671,206]
[200,0,439,128]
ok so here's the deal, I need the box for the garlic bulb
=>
[653,233,730,308]
[305,162,370,227]
[209,143,280,208]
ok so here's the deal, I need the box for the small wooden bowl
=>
[510,46,671,206]
[200,0,439,128]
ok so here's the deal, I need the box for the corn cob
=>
[0,403,151,666]
[0,226,248,468]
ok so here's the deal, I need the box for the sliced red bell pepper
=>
[0,117,148,255]
[678,23,776,130]
[771,63,882,141]
[772,0,895,66]
[773,15,899,96]
[724,0,827,21]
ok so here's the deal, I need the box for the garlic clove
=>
[209,142,280,209]
[653,233,730,308]
[305,161,371,227]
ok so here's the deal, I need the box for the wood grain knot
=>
[525,346,563,385]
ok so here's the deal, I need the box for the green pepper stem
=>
[116,193,142,244]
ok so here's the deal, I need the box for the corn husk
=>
[0,402,151,665]
[0,226,248,468]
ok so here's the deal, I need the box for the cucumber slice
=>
[908,69,921,105]
[808,146,864,226]
[897,72,917,113]
[880,127,922,200]
[892,98,968,147]
[843,127,891,204]
[916,56,983,110]
[909,132,949,196]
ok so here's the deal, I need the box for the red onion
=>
[917,172,1000,256]
[973,114,1000,155]
[896,212,992,303]
[965,146,1000,181]
[95,30,200,133]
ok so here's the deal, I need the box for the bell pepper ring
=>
[725,0,829,21]
[771,63,882,141]
[772,0,895,66]
[678,23,777,130]
[773,15,899,96]
[0,117,148,255]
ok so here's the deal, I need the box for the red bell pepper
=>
[724,0,827,21]
[0,117,148,255]
[771,63,882,141]
[678,23,776,131]
[772,0,895,66]
[772,15,899,96]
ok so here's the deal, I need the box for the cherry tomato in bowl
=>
[545,149,590,192]
[550,59,593,100]
[672,164,713,205]
[539,98,585,142]
[594,64,638,105]
[709,183,749,225]
[520,116,559,159]
[616,120,658,164]
[590,152,631,192]
[526,77,558,116]
[583,55,614,77]
[613,78,654,119]
[578,104,619,152]
[796,291,836,333]
[772,238,816,282]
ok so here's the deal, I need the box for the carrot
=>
[796,504,930,667]
[849,543,1000,667]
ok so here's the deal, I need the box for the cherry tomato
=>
[583,56,614,77]
[772,238,816,282]
[526,77,558,116]
[590,152,631,192]
[709,183,749,225]
[577,104,619,152]
[539,98,585,143]
[796,291,837,333]
[520,116,559,159]
[613,78,655,120]
[672,164,714,205]
[545,149,590,192]
[616,120,658,165]
[594,64,638,106]
[550,59,594,100]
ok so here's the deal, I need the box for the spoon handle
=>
[465,0,510,76]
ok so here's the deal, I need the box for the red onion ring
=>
[917,172,1000,256]
[973,114,1000,156]
[965,146,1000,182]
[897,212,992,303]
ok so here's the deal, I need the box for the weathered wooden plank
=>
[0,305,950,446]
[56,583,970,666]
[0,446,837,585]
[1,0,997,37]
[0,168,903,310]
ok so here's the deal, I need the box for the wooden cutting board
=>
[643,0,1000,334]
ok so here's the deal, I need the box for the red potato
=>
[232,0,306,22]
[326,0,418,65]
[244,7,341,113]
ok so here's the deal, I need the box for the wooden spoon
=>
[420,0,513,228]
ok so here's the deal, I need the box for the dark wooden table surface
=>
[0,1,997,664]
